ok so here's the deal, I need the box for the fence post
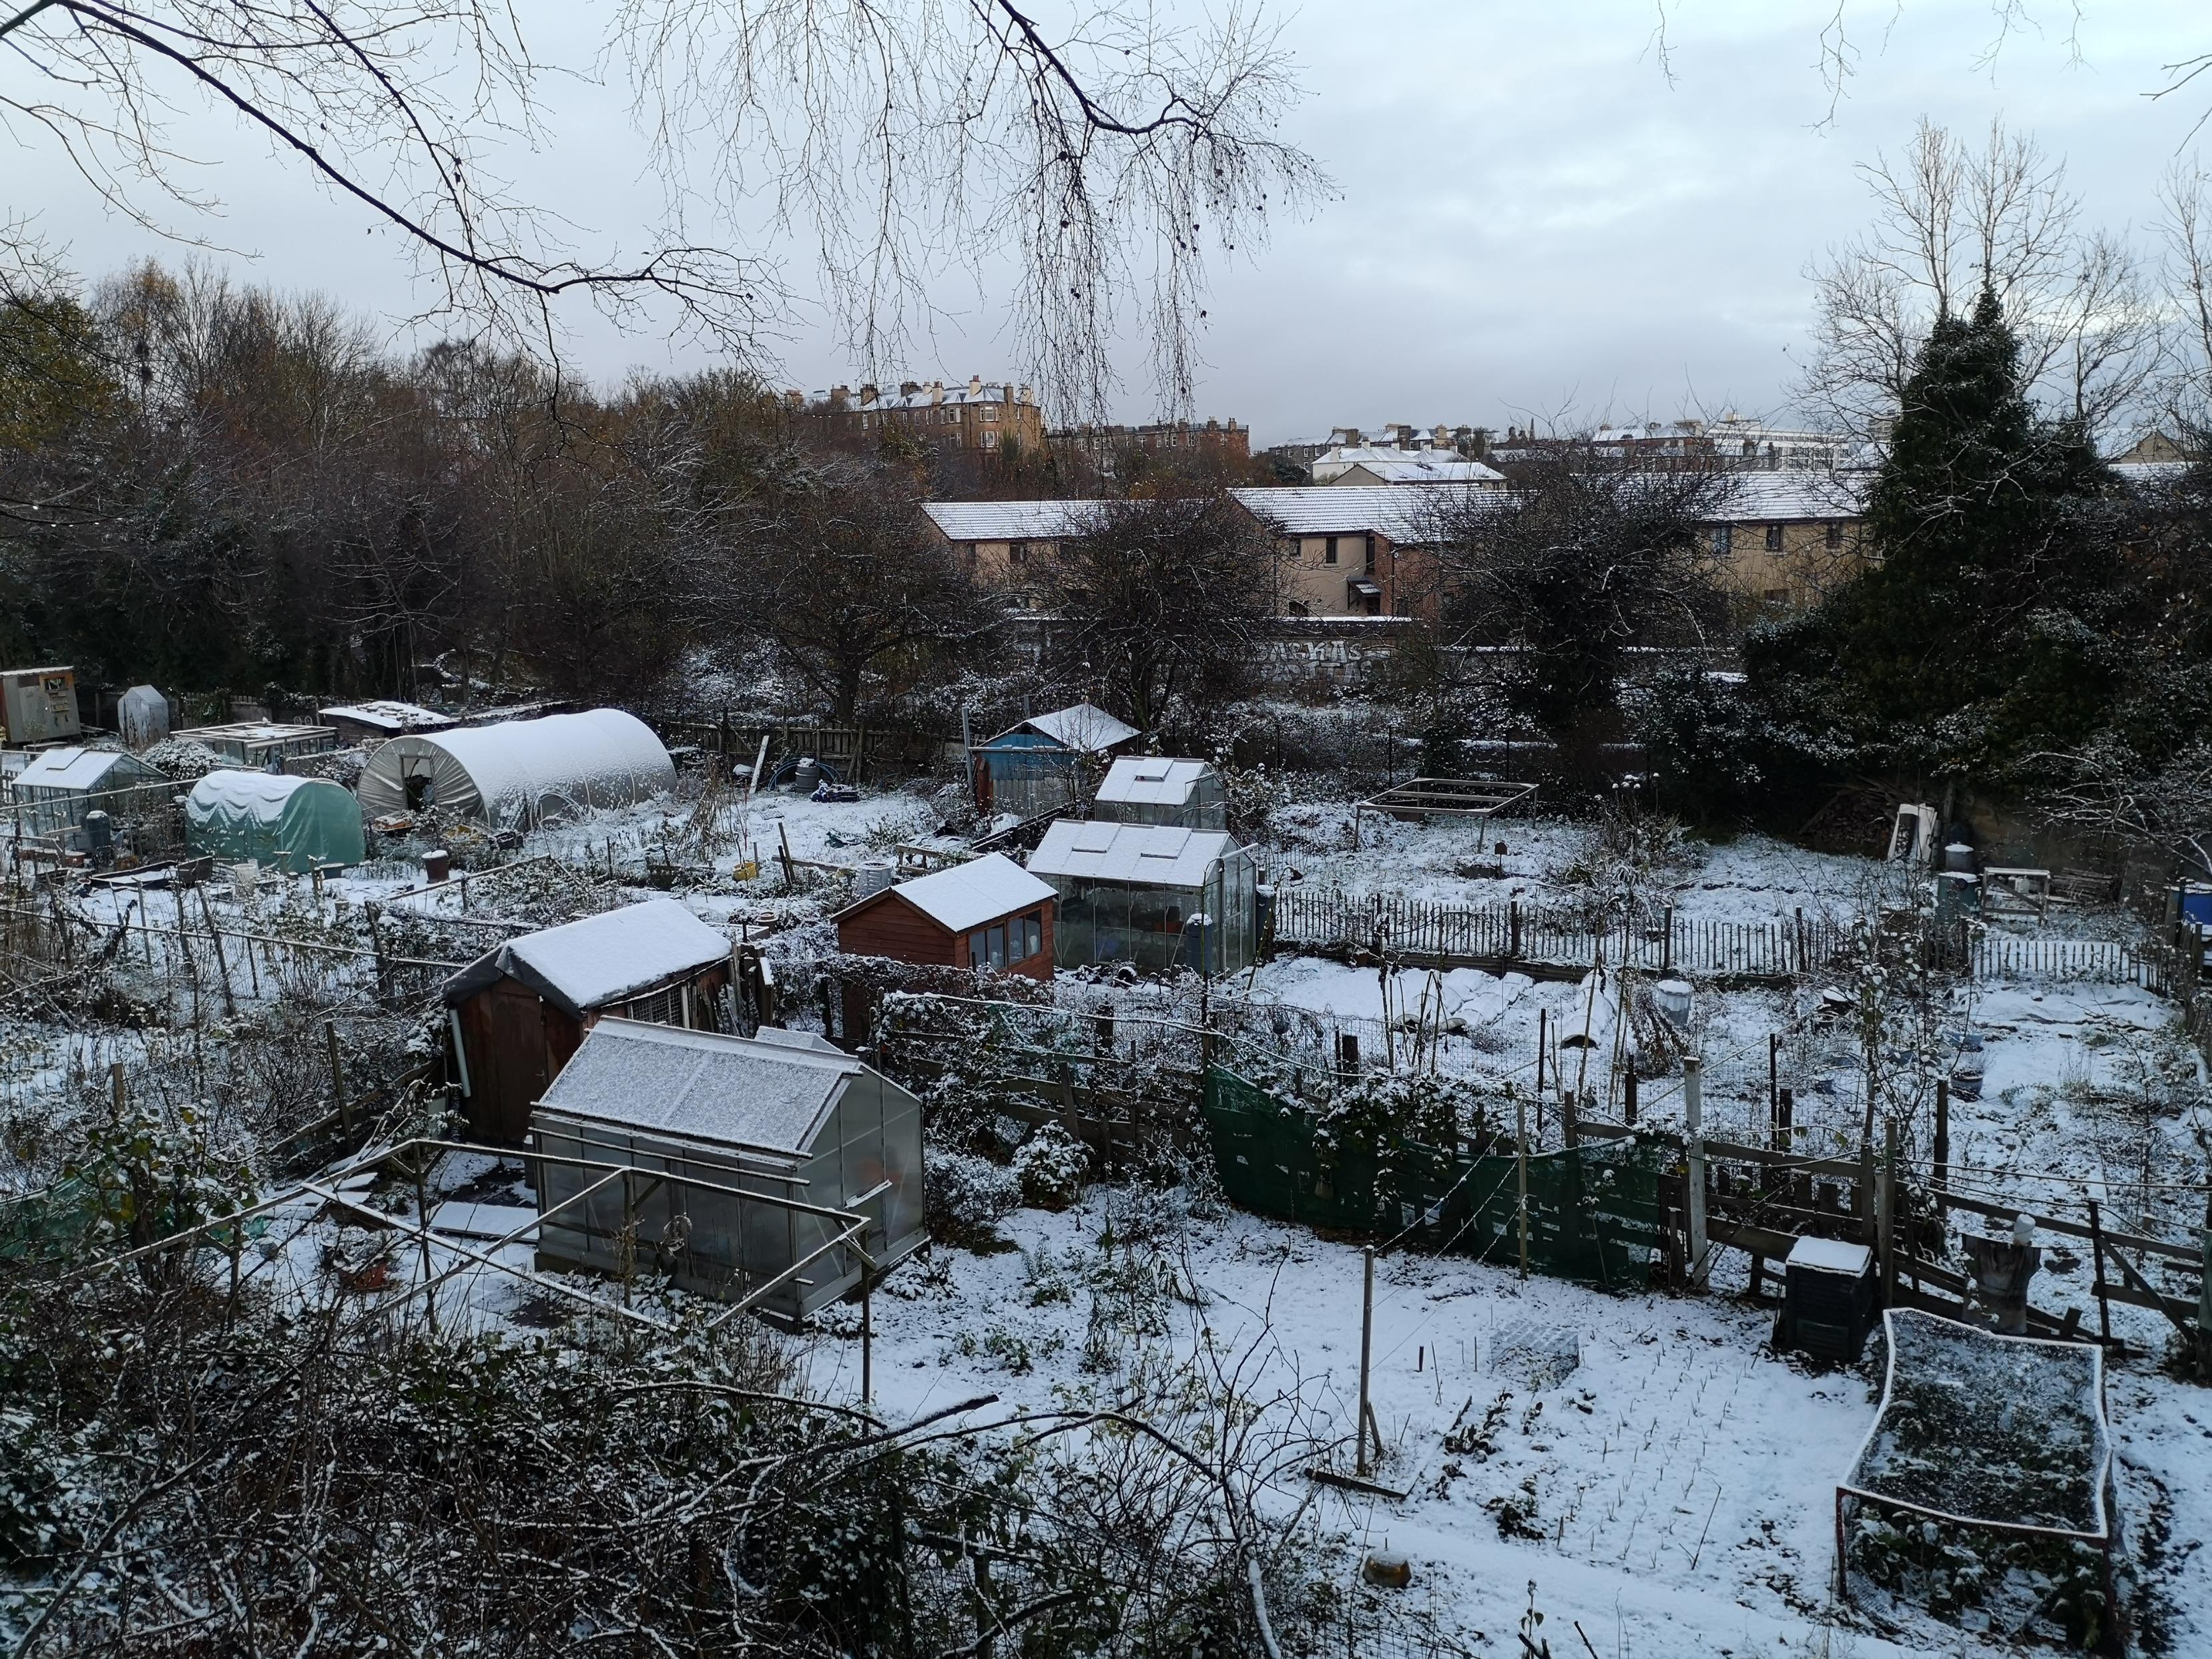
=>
[1623,1067,1638,1127]
[1661,906,1674,975]
[1514,1090,1530,1282]
[2089,1199,2114,1349]
[1879,1118,1897,1308]
[326,1020,350,1136]
[1684,1057,1707,1290]
[1356,1244,1376,1475]
[1508,899,1520,959]
[1932,1079,1950,1215]
[2197,1226,2212,1377]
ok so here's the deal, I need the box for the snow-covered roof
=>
[10,746,160,793]
[445,898,730,1016]
[922,499,1109,543]
[1027,820,1242,888]
[1787,1236,1872,1277]
[317,700,455,733]
[991,702,1139,754]
[1229,484,1492,541]
[847,852,1055,934]
[1096,756,1212,806]
[535,1017,862,1156]
[1336,457,1506,484]
[1703,472,1866,522]
[2113,459,2188,488]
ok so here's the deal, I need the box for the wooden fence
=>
[0,897,465,1012]
[647,715,956,782]
[1267,885,1844,981]
[1268,884,2176,990]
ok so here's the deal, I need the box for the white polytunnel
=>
[355,710,675,830]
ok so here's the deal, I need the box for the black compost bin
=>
[1774,1236,1877,1363]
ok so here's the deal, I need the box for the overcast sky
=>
[10,1,2207,443]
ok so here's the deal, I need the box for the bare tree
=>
[1,0,1322,401]
[1035,491,1275,737]
[1428,457,1731,773]
[718,463,997,724]
[1802,119,2164,444]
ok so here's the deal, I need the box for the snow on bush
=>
[924,1152,1020,1248]
[1012,1122,1089,1210]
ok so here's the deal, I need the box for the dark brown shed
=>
[443,897,734,1144]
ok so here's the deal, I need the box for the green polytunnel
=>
[184,770,366,872]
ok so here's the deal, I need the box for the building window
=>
[1710,525,1734,557]
[1764,588,1790,605]
[969,924,1007,968]
[1364,534,1376,573]
[1825,521,1845,549]
[1763,523,1784,553]
[1324,536,1340,565]
[1019,911,1043,960]
[1286,600,1309,617]
[1009,541,1029,565]
[982,430,999,451]
[983,405,1000,423]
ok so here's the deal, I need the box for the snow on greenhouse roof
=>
[11,746,159,792]
[845,853,1054,934]
[445,898,729,1016]
[1096,756,1210,806]
[1027,820,1240,889]
[317,700,454,732]
[536,1018,861,1156]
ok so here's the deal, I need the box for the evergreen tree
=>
[1734,288,2121,799]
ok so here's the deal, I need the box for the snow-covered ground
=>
[789,1192,2209,1656]
[16,777,2212,1652]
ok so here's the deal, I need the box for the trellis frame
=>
[1350,777,1537,847]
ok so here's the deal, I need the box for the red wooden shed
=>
[834,852,1057,981]
[443,897,734,1144]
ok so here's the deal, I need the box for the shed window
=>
[622,983,685,1026]
[969,924,1009,968]
[1763,523,1785,552]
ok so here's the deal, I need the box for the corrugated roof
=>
[535,1018,860,1154]
[852,852,1055,933]
[922,500,1109,542]
[1229,484,1492,540]
[1027,820,1241,888]
[447,898,730,1015]
[1097,756,1211,806]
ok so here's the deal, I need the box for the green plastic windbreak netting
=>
[1201,1067,1665,1288]
[185,770,366,873]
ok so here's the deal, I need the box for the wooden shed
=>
[834,851,1057,980]
[531,1019,927,1322]
[443,898,734,1144]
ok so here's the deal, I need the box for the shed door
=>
[462,984,555,1146]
